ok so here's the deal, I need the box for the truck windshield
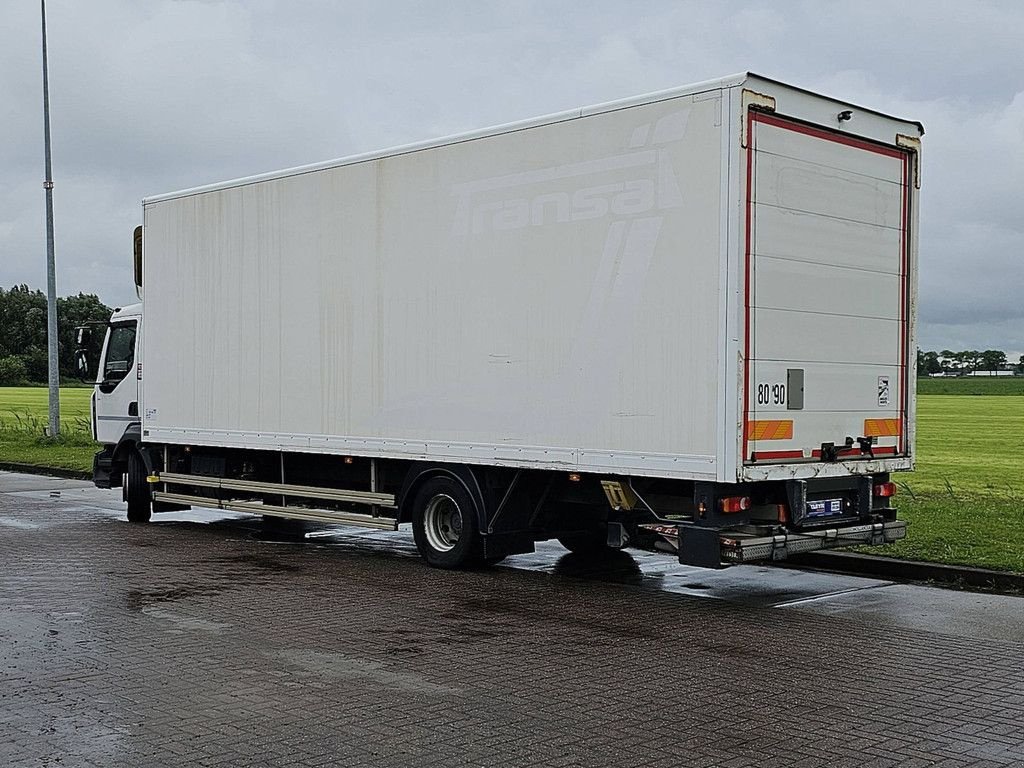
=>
[103,321,137,383]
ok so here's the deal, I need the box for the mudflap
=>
[678,524,726,569]
[93,446,116,489]
[481,531,535,561]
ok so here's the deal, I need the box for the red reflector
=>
[777,503,789,524]
[873,482,897,498]
[719,496,751,514]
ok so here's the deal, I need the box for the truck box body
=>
[140,73,921,486]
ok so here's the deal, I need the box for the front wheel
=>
[411,477,481,569]
[125,449,152,523]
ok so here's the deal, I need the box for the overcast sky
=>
[1,0,1021,357]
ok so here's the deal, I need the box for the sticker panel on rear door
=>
[877,376,890,407]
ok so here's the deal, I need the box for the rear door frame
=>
[728,79,920,482]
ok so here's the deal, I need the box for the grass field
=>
[871,394,1024,572]
[0,386,93,423]
[0,387,95,472]
[1,385,1022,572]
[916,376,1024,396]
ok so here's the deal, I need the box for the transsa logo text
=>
[450,108,690,238]
[466,180,657,235]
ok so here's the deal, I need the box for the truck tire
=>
[125,449,152,524]
[411,476,481,569]
[557,527,611,556]
[260,515,307,540]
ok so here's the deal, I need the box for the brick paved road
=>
[1,481,1023,767]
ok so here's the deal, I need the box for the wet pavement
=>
[2,470,1023,767]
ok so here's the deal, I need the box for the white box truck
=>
[83,72,920,568]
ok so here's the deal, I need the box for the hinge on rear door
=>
[819,436,877,462]
[741,89,777,148]
[856,436,876,458]
[896,134,922,188]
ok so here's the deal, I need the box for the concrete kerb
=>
[786,551,1024,594]
[0,462,91,482]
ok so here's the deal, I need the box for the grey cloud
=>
[1,0,1022,354]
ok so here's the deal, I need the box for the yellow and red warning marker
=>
[864,418,901,437]
[746,419,794,441]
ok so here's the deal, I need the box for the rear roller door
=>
[743,112,912,464]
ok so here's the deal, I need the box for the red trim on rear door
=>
[741,110,755,465]
[751,450,804,461]
[749,112,907,158]
[898,156,911,454]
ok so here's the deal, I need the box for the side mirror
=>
[133,225,143,296]
[75,326,92,346]
[74,349,90,381]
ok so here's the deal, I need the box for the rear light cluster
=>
[873,482,897,498]
[719,496,752,514]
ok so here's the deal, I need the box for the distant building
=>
[964,369,1016,377]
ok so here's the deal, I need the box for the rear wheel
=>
[125,449,152,523]
[412,477,481,569]
[557,526,612,556]
[260,515,308,540]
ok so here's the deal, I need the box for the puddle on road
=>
[140,607,232,633]
[208,553,301,573]
[6,476,893,612]
[13,472,1023,645]
[153,508,251,526]
[125,585,230,612]
[273,649,457,695]
[137,509,887,608]
[0,515,41,530]
[33,714,128,768]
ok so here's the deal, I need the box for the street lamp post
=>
[41,0,60,437]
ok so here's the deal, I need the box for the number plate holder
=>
[806,498,844,519]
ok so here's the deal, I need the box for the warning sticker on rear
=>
[877,376,890,407]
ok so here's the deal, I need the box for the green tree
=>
[0,285,111,383]
[920,350,941,375]
[939,350,957,373]
[0,286,48,381]
[57,293,111,377]
[0,355,28,385]
[0,285,46,356]
[979,349,1007,371]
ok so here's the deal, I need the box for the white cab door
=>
[94,317,140,445]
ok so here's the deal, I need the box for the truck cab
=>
[89,304,145,503]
